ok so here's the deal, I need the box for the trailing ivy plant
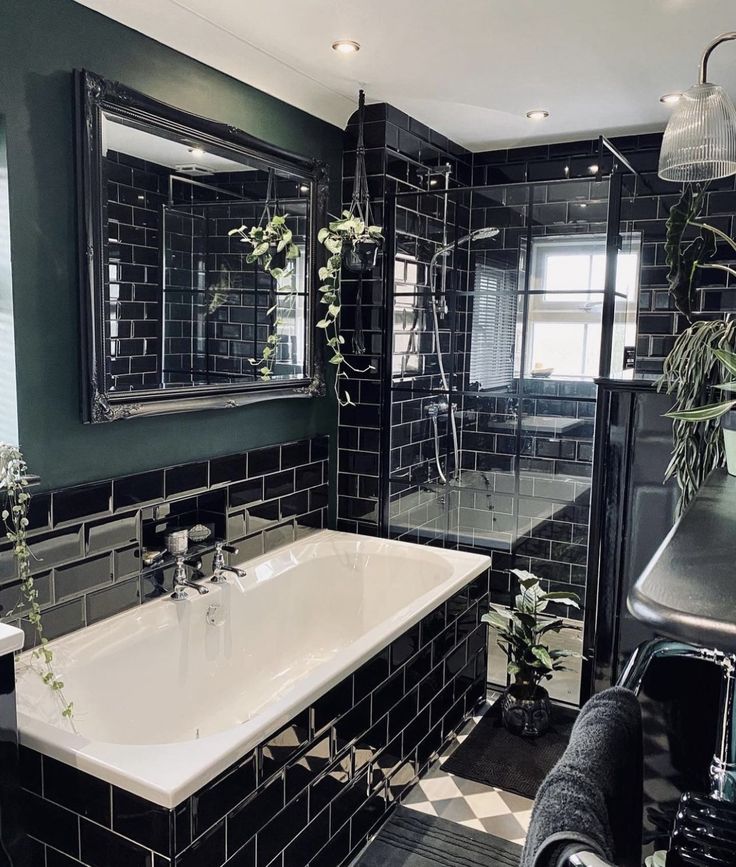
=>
[317,212,383,406]
[0,444,73,720]
[228,214,301,380]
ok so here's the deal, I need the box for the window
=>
[469,263,517,389]
[525,235,640,378]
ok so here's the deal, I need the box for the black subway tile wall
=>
[472,132,736,374]
[336,104,473,538]
[0,437,329,647]
[21,575,489,867]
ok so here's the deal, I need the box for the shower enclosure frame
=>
[379,145,641,706]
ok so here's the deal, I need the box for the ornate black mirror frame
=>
[75,69,328,423]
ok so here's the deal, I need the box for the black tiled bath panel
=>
[21,576,490,867]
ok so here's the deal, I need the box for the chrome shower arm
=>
[699,31,736,84]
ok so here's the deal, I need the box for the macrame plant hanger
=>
[348,89,375,355]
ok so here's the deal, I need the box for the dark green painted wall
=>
[0,0,342,491]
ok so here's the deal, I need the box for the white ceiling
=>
[103,115,254,172]
[75,0,736,151]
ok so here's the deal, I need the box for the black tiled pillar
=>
[336,103,473,535]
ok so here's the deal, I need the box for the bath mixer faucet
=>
[171,555,209,601]
[211,542,247,582]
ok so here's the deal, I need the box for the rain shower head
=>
[429,226,500,269]
[468,227,500,241]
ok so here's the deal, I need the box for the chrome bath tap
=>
[211,542,247,583]
[171,555,209,601]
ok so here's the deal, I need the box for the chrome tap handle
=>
[171,556,190,601]
[212,543,243,582]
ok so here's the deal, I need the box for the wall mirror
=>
[76,70,327,423]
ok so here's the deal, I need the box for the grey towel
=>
[521,686,642,867]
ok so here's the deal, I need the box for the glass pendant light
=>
[659,32,736,182]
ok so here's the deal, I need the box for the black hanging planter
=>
[344,237,381,272]
[268,246,288,273]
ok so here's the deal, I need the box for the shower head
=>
[429,226,500,270]
[468,227,500,241]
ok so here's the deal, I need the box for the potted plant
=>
[657,183,736,512]
[228,213,300,278]
[665,345,736,477]
[482,569,580,738]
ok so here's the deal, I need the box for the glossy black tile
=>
[260,713,309,781]
[43,757,111,826]
[227,776,282,856]
[263,470,294,501]
[86,514,138,555]
[165,463,208,499]
[280,442,310,470]
[176,819,225,867]
[113,788,172,854]
[23,791,79,858]
[313,678,353,733]
[192,755,256,837]
[255,791,308,867]
[113,470,165,511]
[282,806,329,867]
[210,455,247,487]
[81,818,154,867]
[247,447,280,477]
[284,735,330,802]
[229,478,263,509]
[53,482,112,526]
[55,553,113,600]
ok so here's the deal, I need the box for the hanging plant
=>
[227,169,301,381]
[0,444,73,720]
[658,318,736,514]
[664,183,736,321]
[313,89,385,403]
[343,90,384,276]
[659,183,736,512]
[317,214,381,406]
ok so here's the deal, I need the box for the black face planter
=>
[501,683,552,738]
[343,236,381,273]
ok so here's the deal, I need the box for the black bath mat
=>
[442,703,578,800]
[356,806,522,867]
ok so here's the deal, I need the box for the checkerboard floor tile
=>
[401,691,687,853]
[401,700,533,846]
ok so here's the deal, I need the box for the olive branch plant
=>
[0,443,74,720]
[317,212,383,407]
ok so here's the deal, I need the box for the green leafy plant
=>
[317,212,383,406]
[658,319,736,513]
[665,184,736,323]
[0,444,73,720]
[228,214,301,381]
[481,569,581,698]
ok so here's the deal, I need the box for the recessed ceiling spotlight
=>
[332,40,360,54]
[588,164,599,174]
[660,92,683,105]
[299,184,309,193]
[189,147,206,157]
[526,109,549,120]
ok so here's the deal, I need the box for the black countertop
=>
[629,469,736,653]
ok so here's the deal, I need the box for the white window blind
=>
[469,263,517,390]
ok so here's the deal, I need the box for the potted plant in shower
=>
[482,569,581,738]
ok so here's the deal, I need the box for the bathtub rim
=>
[16,530,491,808]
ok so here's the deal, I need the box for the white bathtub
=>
[15,530,489,808]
